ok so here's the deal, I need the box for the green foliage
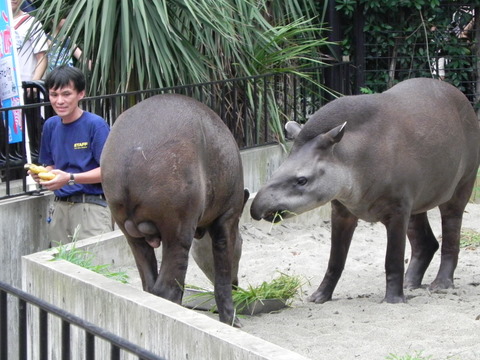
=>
[232,273,305,312]
[52,227,129,284]
[460,229,480,248]
[34,0,331,95]
[336,0,479,95]
[359,87,375,94]
[185,272,306,313]
[32,0,334,145]
[268,210,298,234]
[385,351,432,360]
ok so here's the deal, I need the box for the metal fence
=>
[0,63,352,200]
[0,281,165,360]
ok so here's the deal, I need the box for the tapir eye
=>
[297,176,308,186]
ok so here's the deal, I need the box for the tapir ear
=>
[285,121,302,140]
[325,122,346,144]
[314,122,347,150]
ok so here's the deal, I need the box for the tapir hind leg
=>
[404,212,439,289]
[153,226,194,303]
[125,235,158,293]
[431,177,475,290]
[308,200,358,304]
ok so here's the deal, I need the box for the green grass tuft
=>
[385,351,432,360]
[460,228,480,248]
[51,225,129,284]
[185,272,306,313]
[268,210,298,234]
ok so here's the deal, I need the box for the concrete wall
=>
[0,193,53,359]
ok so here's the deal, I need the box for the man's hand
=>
[38,169,70,191]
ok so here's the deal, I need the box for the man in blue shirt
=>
[29,65,113,243]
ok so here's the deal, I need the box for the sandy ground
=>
[123,203,480,359]
[182,203,480,360]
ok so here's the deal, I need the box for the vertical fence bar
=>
[282,73,288,120]
[252,77,259,145]
[241,79,248,147]
[18,299,27,360]
[232,80,238,142]
[39,308,48,359]
[263,77,268,143]
[85,331,95,359]
[111,344,120,360]
[0,290,7,359]
[62,320,70,360]
[292,76,298,123]
[220,82,226,123]
[300,77,307,121]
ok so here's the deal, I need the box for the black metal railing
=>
[0,280,165,360]
[0,63,352,200]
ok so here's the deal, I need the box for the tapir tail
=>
[124,219,162,248]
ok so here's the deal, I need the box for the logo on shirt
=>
[74,142,88,150]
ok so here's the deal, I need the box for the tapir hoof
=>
[429,278,454,291]
[403,279,422,290]
[233,317,242,328]
[382,294,406,304]
[307,291,332,304]
[220,315,242,328]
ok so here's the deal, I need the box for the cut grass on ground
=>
[460,228,480,248]
[185,272,306,313]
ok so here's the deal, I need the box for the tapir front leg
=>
[209,217,239,327]
[382,207,410,303]
[308,200,358,303]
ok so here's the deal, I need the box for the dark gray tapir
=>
[101,94,248,327]
[251,78,480,304]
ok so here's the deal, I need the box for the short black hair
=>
[45,65,86,92]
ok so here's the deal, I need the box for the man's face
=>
[48,81,85,119]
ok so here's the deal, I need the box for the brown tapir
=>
[101,94,248,327]
[250,78,480,304]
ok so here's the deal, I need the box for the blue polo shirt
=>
[39,111,110,197]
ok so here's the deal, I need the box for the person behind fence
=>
[11,0,48,82]
[47,18,91,73]
[28,65,113,243]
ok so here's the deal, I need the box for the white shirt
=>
[13,14,48,82]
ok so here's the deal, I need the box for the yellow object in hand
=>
[38,172,56,181]
[24,163,56,181]
[24,163,49,174]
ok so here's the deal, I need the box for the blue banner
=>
[0,0,23,143]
